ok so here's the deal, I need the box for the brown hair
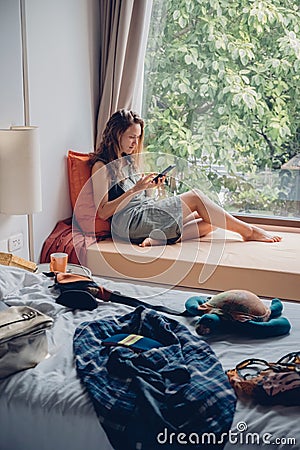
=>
[90,109,144,166]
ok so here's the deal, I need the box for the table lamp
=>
[0,126,42,261]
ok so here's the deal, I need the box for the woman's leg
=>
[182,211,200,224]
[139,189,282,247]
[181,219,215,240]
[179,189,282,242]
[139,217,214,247]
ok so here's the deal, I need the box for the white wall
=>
[0,0,100,261]
[0,0,29,258]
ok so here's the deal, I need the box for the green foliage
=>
[142,0,300,216]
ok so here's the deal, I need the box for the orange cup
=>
[50,252,68,272]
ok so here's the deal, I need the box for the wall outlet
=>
[8,233,24,252]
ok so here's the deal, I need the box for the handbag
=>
[50,272,189,316]
[226,351,300,406]
[0,305,54,379]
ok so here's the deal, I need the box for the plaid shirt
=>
[74,307,236,450]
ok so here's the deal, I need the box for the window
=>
[142,0,300,222]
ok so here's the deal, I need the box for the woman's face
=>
[119,123,142,155]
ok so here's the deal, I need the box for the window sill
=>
[87,228,300,302]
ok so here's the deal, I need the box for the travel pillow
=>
[185,290,291,338]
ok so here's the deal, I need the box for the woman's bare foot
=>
[243,226,282,243]
[139,237,163,247]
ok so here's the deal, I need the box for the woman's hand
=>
[132,173,165,193]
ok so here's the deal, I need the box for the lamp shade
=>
[0,126,42,214]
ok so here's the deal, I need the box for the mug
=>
[50,253,68,272]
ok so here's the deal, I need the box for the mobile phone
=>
[152,164,176,183]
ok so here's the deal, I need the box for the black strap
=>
[109,291,190,316]
[44,271,190,316]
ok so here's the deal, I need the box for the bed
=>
[0,265,299,450]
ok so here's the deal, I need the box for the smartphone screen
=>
[152,164,176,183]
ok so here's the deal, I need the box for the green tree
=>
[142,0,300,179]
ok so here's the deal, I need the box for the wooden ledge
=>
[86,228,300,301]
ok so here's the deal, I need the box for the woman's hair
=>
[90,109,144,166]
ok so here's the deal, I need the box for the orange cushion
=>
[67,150,111,237]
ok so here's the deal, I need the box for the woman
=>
[90,109,281,247]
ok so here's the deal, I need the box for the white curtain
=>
[96,0,153,149]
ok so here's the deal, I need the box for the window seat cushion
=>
[86,227,300,302]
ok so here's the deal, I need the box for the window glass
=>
[142,0,300,220]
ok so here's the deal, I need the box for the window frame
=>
[142,0,300,229]
[234,213,300,229]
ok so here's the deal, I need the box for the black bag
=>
[49,272,189,316]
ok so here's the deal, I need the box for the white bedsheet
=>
[0,267,299,450]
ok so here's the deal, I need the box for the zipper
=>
[2,327,48,341]
[0,310,36,329]
[0,319,53,344]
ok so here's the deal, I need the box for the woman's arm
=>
[91,161,160,221]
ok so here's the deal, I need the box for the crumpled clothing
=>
[74,306,236,450]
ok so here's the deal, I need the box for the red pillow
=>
[67,150,110,237]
